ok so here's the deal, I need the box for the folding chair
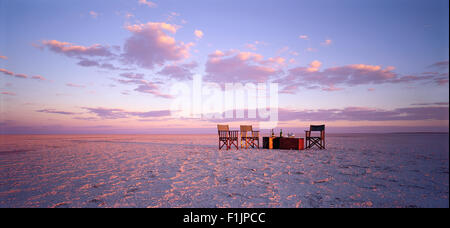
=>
[217,124,239,150]
[305,125,325,149]
[240,125,260,149]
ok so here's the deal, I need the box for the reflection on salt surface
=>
[0,134,448,208]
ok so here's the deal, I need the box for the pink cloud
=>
[0,55,7,60]
[1,68,46,80]
[66,83,85,88]
[138,0,157,8]
[299,35,309,40]
[245,43,257,51]
[120,72,145,79]
[122,22,193,69]
[321,39,332,46]
[77,59,100,67]
[194,30,204,39]
[428,60,449,69]
[89,11,98,18]
[116,78,173,98]
[83,107,127,119]
[35,106,172,120]
[322,85,344,92]
[166,12,180,21]
[124,12,134,19]
[36,109,78,115]
[134,82,173,98]
[411,102,448,106]
[261,56,286,68]
[41,40,114,57]
[276,46,290,55]
[157,61,198,80]
[244,41,267,51]
[278,61,448,93]
[31,75,46,80]
[0,91,16,96]
[14,73,28,79]
[277,106,449,122]
[76,58,130,71]
[83,107,170,119]
[203,105,449,123]
[424,60,449,85]
[436,78,449,85]
[204,49,280,82]
[307,60,322,72]
[280,63,395,90]
[0,68,14,76]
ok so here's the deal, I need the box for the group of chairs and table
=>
[217,124,326,150]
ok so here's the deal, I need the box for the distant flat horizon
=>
[1,130,448,135]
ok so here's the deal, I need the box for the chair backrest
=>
[217,124,229,131]
[310,125,325,131]
[240,125,252,132]
[240,125,252,137]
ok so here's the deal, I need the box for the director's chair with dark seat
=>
[217,124,239,150]
[305,125,326,149]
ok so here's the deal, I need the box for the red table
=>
[263,137,304,150]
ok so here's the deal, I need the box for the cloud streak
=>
[83,107,171,119]
[0,91,16,96]
[66,83,85,88]
[0,68,14,76]
[157,61,198,80]
[31,75,46,81]
[1,68,46,80]
[41,40,114,58]
[36,109,78,115]
[278,106,449,122]
[278,61,448,93]
[204,105,449,123]
[115,78,173,98]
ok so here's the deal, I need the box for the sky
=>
[0,0,449,134]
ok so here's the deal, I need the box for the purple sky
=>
[0,0,448,134]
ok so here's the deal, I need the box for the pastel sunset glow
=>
[0,0,448,134]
